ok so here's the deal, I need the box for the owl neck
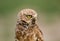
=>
[17,19,36,28]
[31,18,36,25]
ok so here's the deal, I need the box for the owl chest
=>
[16,27,37,41]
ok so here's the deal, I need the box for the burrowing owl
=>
[15,9,44,41]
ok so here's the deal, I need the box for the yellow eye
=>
[26,15,32,19]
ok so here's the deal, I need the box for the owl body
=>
[15,9,44,41]
[15,23,43,41]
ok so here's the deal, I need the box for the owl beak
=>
[26,21,30,23]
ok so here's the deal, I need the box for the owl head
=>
[17,9,37,24]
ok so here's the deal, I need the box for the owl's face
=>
[17,9,37,24]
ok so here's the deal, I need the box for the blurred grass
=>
[0,0,60,14]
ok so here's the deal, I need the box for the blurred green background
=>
[0,0,60,41]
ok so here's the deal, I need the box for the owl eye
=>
[26,15,32,19]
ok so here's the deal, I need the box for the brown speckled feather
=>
[15,24,43,41]
[15,9,44,41]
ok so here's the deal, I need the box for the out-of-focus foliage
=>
[0,0,60,15]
